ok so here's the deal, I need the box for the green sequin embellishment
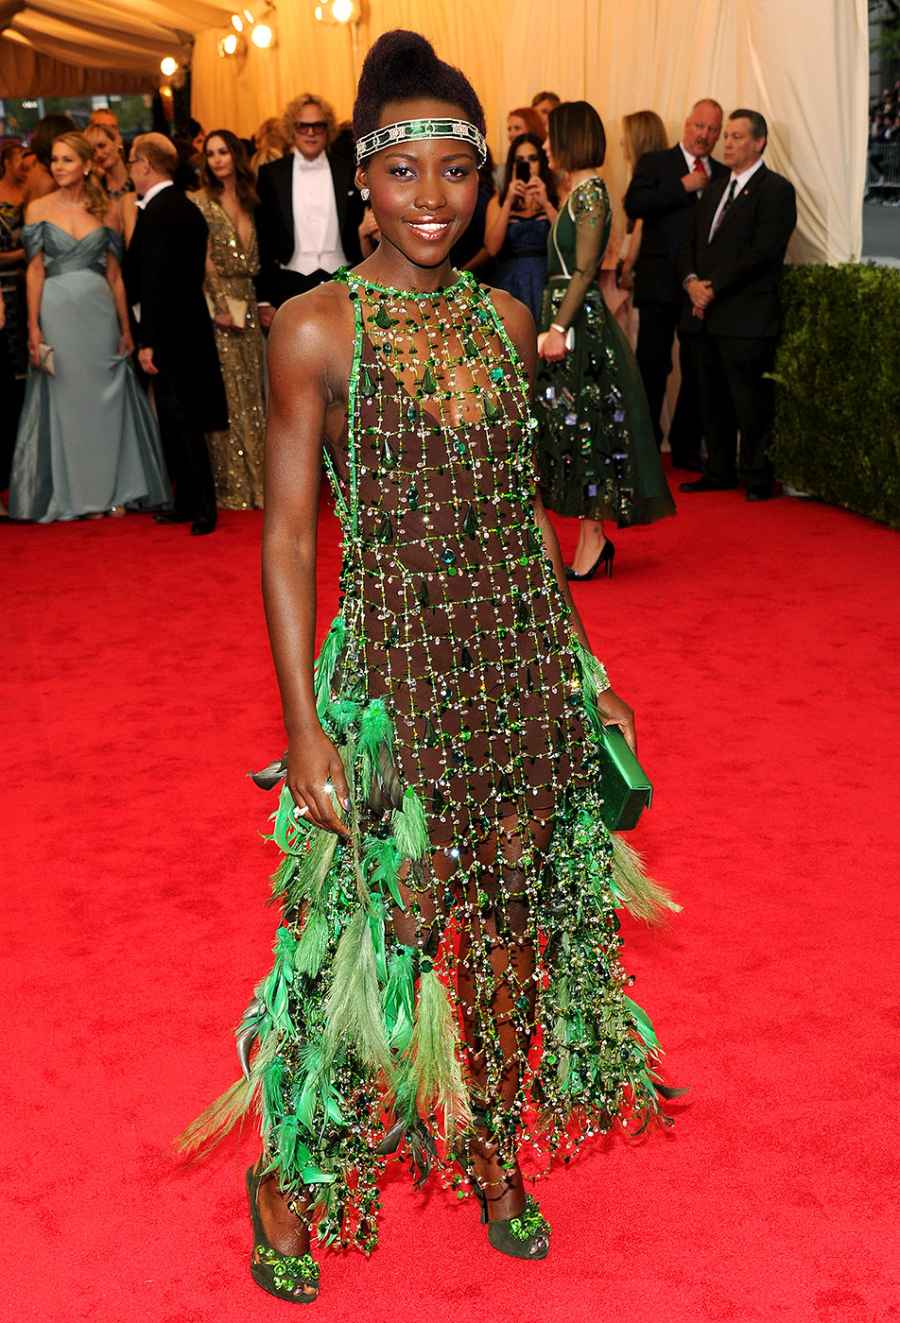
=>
[508,1196,551,1243]
[255,1245,319,1293]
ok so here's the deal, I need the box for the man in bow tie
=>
[624,99,727,472]
[255,94,364,327]
[678,110,796,500]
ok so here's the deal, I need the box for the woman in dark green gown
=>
[535,102,674,580]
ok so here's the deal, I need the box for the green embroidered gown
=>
[535,176,675,525]
[182,266,675,1252]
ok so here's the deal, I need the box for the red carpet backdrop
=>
[2,471,899,1323]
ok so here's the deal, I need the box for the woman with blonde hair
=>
[85,122,133,200]
[8,132,169,522]
[616,111,668,293]
[251,116,288,174]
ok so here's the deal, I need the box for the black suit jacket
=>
[624,145,728,306]
[678,162,797,338]
[255,149,364,305]
[124,184,228,430]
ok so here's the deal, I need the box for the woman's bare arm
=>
[262,290,352,835]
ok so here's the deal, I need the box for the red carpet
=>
[3,473,899,1323]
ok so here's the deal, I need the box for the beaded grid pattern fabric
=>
[330,269,587,843]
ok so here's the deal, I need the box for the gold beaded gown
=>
[181,267,676,1252]
[190,190,266,509]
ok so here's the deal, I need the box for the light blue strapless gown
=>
[9,221,170,522]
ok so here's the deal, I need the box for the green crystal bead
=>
[440,547,457,567]
[489,366,504,383]
[483,394,501,421]
[460,645,473,668]
[463,334,478,357]
[377,512,393,543]
[373,305,393,330]
[360,365,376,397]
[407,482,419,511]
[462,504,478,538]
[420,364,438,395]
[417,578,429,606]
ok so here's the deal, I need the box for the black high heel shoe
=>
[565,537,615,581]
[246,1165,320,1305]
[470,1180,551,1260]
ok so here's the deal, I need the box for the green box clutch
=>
[598,723,653,831]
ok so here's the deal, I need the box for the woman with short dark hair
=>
[189,129,266,508]
[535,101,674,579]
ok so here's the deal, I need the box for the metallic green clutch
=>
[598,723,653,830]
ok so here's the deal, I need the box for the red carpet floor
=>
[3,474,899,1323]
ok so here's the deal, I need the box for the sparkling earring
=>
[360,186,370,202]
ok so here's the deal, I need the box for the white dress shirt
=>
[284,148,345,276]
[136,179,174,210]
[708,157,764,240]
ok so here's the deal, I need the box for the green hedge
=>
[772,263,900,528]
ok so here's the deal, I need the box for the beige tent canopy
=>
[0,0,869,263]
[0,0,232,94]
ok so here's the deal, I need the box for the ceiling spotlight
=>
[314,3,323,16]
[221,31,239,55]
[159,56,178,77]
[230,13,243,30]
[331,0,355,20]
[250,21,274,48]
[243,7,254,21]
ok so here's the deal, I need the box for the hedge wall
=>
[772,263,900,529]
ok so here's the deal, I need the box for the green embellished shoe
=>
[246,1165,320,1304]
[471,1185,551,1260]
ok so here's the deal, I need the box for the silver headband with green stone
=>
[355,117,487,166]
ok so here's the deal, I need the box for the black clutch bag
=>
[598,723,653,830]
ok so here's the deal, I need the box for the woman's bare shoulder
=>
[268,278,355,392]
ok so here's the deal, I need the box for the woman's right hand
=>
[286,724,351,838]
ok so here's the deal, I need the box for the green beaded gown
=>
[181,266,676,1252]
[535,177,675,525]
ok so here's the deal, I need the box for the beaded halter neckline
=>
[337,266,472,301]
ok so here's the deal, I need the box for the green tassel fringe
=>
[382,945,415,1052]
[610,835,680,924]
[394,967,472,1140]
[363,833,405,910]
[323,906,392,1073]
[295,906,330,978]
[174,1030,279,1158]
[357,699,395,799]
[314,615,346,717]
[392,786,429,860]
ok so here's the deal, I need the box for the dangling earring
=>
[360,186,370,202]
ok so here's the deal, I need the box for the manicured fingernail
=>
[342,797,351,810]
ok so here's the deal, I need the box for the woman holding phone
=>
[484,133,557,322]
[189,129,266,509]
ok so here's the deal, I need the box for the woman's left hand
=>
[539,325,568,361]
[596,686,637,753]
[117,330,134,356]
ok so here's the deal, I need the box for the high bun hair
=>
[352,29,485,142]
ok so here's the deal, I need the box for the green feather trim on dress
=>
[393,966,472,1140]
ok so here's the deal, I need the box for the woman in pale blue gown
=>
[9,132,169,523]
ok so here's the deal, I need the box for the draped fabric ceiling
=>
[0,0,232,95]
[1,0,869,264]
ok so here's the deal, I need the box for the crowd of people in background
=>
[868,78,900,202]
[0,81,797,548]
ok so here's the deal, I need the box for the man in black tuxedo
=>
[678,110,797,500]
[125,134,228,535]
[255,95,364,327]
[624,99,727,470]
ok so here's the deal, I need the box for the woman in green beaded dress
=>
[179,32,676,1305]
[535,102,675,580]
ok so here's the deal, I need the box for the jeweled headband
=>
[355,117,487,166]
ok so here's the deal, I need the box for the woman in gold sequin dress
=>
[190,131,265,509]
[179,32,676,1306]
